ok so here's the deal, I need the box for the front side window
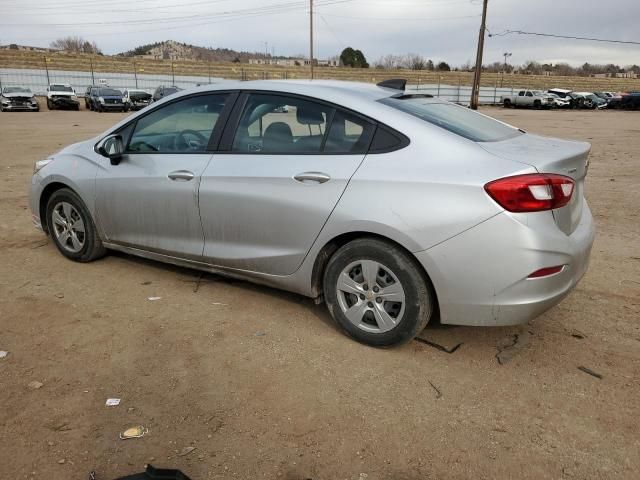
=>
[379,96,522,142]
[232,94,333,154]
[127,94,228,153]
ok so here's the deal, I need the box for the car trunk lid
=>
[479,133,590,235]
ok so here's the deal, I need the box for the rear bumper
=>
[415,201,595,326]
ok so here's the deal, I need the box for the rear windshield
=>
[379,97,521,142]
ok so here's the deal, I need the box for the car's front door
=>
[199,92,375,275]
[95,92,233,259]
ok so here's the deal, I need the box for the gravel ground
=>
[0,105,638,480]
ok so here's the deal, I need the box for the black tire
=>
[46,188,106,262]
[323,238,433,347]
[47,99,54,110]
[503,99,511,108]
[533,100,541,109]
[74,104,79,111]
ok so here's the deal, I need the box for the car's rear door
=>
[198,92,375,275]
[95,92,235,259]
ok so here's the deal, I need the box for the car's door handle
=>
[293,172,331,184]
[168,170,195,181]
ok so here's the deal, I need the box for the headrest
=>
[296,107,324,125]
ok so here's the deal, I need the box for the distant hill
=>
[117,40,272,63]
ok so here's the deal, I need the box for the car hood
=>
[2,92,34,98]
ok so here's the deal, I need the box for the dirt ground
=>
[0,104,638,480]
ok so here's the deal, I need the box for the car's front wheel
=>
[323,238,433,347]
[46,188,106,262]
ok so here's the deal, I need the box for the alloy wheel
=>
[51,201,85,253]
[335,259,406,333]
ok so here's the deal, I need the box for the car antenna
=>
[377,79,406,91]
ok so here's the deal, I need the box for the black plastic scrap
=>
[414,336,462,353]
[110,464,192,480]
[578,366,603,379]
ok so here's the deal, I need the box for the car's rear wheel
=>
[46,188,106,262]
[46,99,53,110]
[323,238,433,347]
[503,99,511,108]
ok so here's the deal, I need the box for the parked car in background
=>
[502,90,554,109]
[46,84,79,110]
[620,92,640,110]
[546,92,571,109]
[547,88,584,109]
[28,79,595,347]
[574,92,607,109]
[123,89,152,111]
[84,85,97,109]
[88,87,125,112]
[1,86,39,112]
[151,85,182,103]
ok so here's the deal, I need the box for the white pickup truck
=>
[501,90,555,109]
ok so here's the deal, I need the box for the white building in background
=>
[248,58,338,67]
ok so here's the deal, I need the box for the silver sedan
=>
[29,80,595,346]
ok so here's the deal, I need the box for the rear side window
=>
[369,126,407,153]
[232,93,332,154]
[379,97,521,142]
[324,110,374,154]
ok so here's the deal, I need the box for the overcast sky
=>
[2,0,639,67]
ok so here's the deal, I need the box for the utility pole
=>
[501,51,511,87]
[309,0,314,79]
[470,0,488,110]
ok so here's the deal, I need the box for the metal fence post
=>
[133,61,138,88]
[90,57,95,85]
[171,63,175,86]
[437,76,441,97]
[457,79,461,103]
[43,56,50,85]
[494,82,497,104]
[208,64,211,84]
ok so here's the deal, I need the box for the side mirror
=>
[97,134,124,165]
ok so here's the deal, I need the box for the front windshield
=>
[51,85,73,92]
[3,87,31,94]
[380,97,521,142]
[100,88,123,96]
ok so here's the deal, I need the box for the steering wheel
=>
[175,129,207,151]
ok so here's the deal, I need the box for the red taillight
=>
[528,265,565,278]
[484,173,575,212]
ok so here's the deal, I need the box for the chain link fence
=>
[0,66,523,106]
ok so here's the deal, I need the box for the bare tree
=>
[50,36,102,54]
[405,53,427,71]
[374,54,405,69]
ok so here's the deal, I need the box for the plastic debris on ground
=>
[106,398,121,406]
[119,425,148,440]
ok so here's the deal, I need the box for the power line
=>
[0,0,354,27]
[489,30,640,46]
